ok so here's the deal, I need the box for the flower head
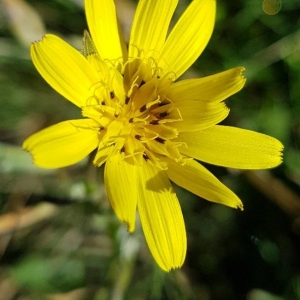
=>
[23,0,283,271]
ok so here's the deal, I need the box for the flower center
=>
[82,46,184,169]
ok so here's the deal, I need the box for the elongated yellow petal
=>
[137,161,186,271]
[178,126,283,169]
[129,0,178,59]
[166,159,243,209]
[84,0,127,65]
[158,0,216,78]
[104,155,138,232]
[171,101,229,132]
[23,119,99,168]
[31,34,99,108]
[168,67,246,103]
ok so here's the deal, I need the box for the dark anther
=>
[125,96,130,105]
[129,118,134,123]
[159,111,169,118]
[143,153,149,161]
[139,80,146,87]
[110,91,115,99]
[135,134,142,140]
[155,137,165,144]
[157,75,161,79]
[101,100,105,105]
[139,104,147,113]
[120,146,125,153]
[158,101,168,107]
[149,120,159,125]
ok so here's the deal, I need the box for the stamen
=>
[158,102,167,107]
[129,117,147,124]
[143,153,150,161]
[135,134,142,140]
[110,91,115,99]
[137,97,161,115]
[159,111,169,118]
[146,97,160,109]
[140,104,147,113]
[155,137,165,144]
[149,120,159,125]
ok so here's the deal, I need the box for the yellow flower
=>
[23,0,283,271]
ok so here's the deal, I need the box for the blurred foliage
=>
[1,0,300,299]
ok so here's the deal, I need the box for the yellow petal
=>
[129,0,178,60]
[171,100,229,132]
[178,125,284,169]
[84,0,127,65]
[158,0,216,79]
[92,131,115,167]
[104,155,138,233]
[23,119,99,168]
[168,67,246,103]
[137,161,186,271]
[31,34,99,107]
[166,159,243,209]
